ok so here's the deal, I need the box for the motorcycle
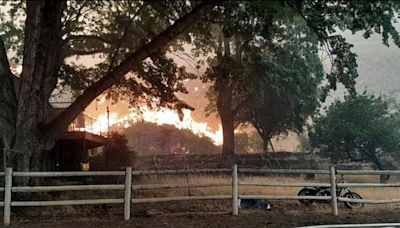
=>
[297,174,363,209]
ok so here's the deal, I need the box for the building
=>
[48,108,108,171]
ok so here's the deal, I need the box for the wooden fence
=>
[1,165,400,226]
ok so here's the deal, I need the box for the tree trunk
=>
[367,151,390,184]
[262,140,269,153]
[1,0,216,183]
[220,110,235,167]
[374,160,390,184]
[0,1,66,186]
[260,132,274,153]
[217,81,235,167]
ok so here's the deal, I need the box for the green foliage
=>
[299,0,400,98]
[309,93,400,169]
[103,132,133,170]
[239,20,324,141]
[0,0,197,110]
[234,132,251,154]
[0,1,25,64]
[297,133,313,152]
[193,1,400,156]
[196,1,400,97]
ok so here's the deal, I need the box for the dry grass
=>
[17,173,400,218]
[133,173,400,207]
[23,173,400,216]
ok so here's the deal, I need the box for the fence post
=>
[329,166,338,216]
[124,167,132,220]
[4,167,12,226]
[232,164,238,215]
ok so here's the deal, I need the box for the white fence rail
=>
[1,165,400,226]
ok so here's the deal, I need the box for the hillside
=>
[123,122,220,156]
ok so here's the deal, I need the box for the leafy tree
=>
[234,132,251,154]
[236,20,324,152]
[1,0,400,175]
[297,133,313,153]
[194,1,400,165]
[248,132,264,153]
[309,93,400,174]
[103,132,133,170]
[0,0,216,175]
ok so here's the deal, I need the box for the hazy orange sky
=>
[83,27,400,135]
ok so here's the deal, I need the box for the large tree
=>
[309,93,400,173]
[237,21,324,152]
[0,0,217,175]
[194,1,400,165]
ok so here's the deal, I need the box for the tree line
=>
[0,1,400,178]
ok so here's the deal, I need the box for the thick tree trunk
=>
[220,110,235,167]
[217,81,235,167]
[1,1,66,186]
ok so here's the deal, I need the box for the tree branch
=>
[44,0,218,138]
[232,95,251,116]
[65,35,111,44]
[107,2,150,72]
[64,46,109,57]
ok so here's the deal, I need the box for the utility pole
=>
[107,106,110,137]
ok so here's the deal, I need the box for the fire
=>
[91,108,223,145]
[91,112,119,135]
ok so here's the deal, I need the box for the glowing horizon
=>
[91,107,223,145]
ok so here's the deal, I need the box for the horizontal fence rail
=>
[337,183,400,187]
[132,195,232,203]
[132,183,230,190]
[336,170,400,175]
[12,184,125,192]
[13,171,125,177]
[337,197,400,204]
[240,195,332,201]
[239,182,331,188]
[239,168,330,175]
[11,199,125,207]
[2,165,400,226]
[131,168,231,176]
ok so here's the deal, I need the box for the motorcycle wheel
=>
[298,188,314,205]
[343,192,363,209]
[316,188,331,204]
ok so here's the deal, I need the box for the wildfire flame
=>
[92,108,223,145]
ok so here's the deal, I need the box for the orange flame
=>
[92,108,223,145]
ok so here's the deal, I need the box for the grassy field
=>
[11,170,400,227]
[132,173,400,204]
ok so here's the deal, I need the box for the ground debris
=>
[145,209,165,216]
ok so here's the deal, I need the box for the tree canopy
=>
[193,0,400,163]
[103,132,133,170]
[236,20,324,151]
[0,0,400,172]
[0,0,216,173]
[309,93,400,171]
